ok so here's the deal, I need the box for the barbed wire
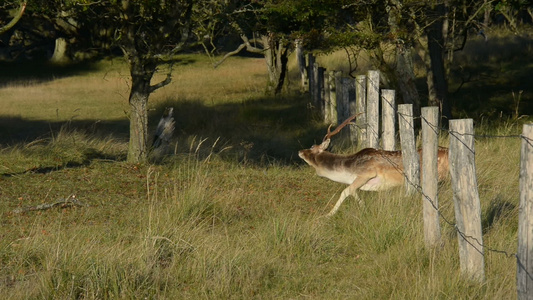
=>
[357,112,530,261]
[312,67,532,278]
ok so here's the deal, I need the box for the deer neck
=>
[306,151,358,185]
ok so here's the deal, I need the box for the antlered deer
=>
[299,115,449,216]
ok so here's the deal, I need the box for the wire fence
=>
[361,91,532,284]
[370,116,523,260]
[307,64,533,282]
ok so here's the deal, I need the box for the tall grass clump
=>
[1,44,530,298]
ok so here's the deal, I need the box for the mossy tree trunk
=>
[126,59,156,163]
[50,37,70,64]
[424,2,452,124]
[119,0,176,163]
[262,34,290,95]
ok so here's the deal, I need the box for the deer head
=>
[298,114,358,165]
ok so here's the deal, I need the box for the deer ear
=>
[319,139,330,151]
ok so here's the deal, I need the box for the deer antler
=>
[323,113,362,142]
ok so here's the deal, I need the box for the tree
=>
[214,0,346,95]
[118,0,196,162]
[212,1,291,95]
[338,0,489,123]
[66,0,205,162]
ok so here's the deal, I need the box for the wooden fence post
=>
[449,119,485,282]
[421,107,442,248]
[337,77,355,124]
[347,78,357,145]
[517,123,533,299]
[382,89,396,151]
[355,75,367,148]
[398,104,419,195]
[323,68,332,123]
[307,53,315,102]
[317,66,325,120]
[313,62,321,114]
[327,71,339,126]
[366,70,380,149]
[296,39,307,92]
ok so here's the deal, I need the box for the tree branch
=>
[0,1,27,35]
[213,34,265,68]
[149,71,172,93]
[213,42,246,68]
[12,195,88,214]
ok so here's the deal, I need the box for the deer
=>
[298,114,449,217]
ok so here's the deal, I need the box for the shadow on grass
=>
[0,55,199,87]
[0,148,120,178]
[0,60,100,87]
[149,94,330,165]
[482,197,517,234]
[449,32,533,119]
[0,115,130,145]
[0,94,330,167]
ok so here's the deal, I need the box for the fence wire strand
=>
[309,66,533,280]
[352,110,525,261]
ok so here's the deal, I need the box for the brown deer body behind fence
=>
[299,115,449,217]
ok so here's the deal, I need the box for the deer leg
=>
[326,176,373,217]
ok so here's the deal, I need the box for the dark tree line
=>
[1,0,531,162]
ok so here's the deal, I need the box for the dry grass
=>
[0,43,529,298]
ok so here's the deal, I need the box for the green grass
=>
[0,31,531,298]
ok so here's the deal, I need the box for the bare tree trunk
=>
[386,0,421,116]
[295,39,307,92]
[127,60,155,163]
[424,2,452,124]
[396,46,420,116]
[263,34,289,95]
[50,37,70,64]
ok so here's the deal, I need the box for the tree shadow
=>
[449,32,533,119]
[1,147,120,178]
[0,93,330,168]
[0,60,100,87]
[149,95,330,165]
[0,56,198,87]
[482,196,517,234]
[0,115,130,146]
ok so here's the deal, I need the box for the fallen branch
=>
[12,195,89,214]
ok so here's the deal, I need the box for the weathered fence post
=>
[296,39,307,92]
[421,107,442,248]
[398,104,419,195]
[517,123,533,300]
[355,75,367,148]
[307,53,315,102]
[323,69,332,123]
[366,70,380,149]
[317,66,325,119]
[313,62,321,113]
[327,71,339,126]
[347,79,357,145]
[337,77,355,128]
[449,119,485,282]
[382,89,396,151]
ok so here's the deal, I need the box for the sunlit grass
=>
[0,40,529,298]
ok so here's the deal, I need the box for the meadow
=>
[0,28,531,298]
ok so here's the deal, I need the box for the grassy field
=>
[0,30,531,298]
